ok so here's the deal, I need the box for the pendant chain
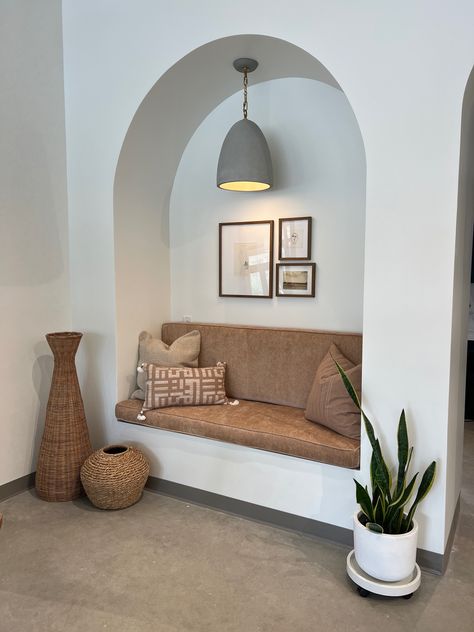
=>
[243,68,248,119]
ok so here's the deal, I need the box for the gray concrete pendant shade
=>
[217,118,273,191]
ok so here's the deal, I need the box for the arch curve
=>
[113,34,366,398]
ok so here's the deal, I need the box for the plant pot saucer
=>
[346,550,421,599]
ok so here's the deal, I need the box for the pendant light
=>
[217,58,273,192]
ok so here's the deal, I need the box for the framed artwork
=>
[278,216,312,260]
[276,263,316,297]
[219,220,274,298]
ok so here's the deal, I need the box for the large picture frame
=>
[276,263,316,297]
[219,220,274,298]
[278,216,312,260]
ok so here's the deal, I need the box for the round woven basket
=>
[80,445,150,510]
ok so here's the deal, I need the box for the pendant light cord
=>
[243,68,248,119]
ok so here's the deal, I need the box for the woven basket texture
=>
[36,332,92,502]
[81,445,150,510]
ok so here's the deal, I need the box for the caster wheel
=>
[357,586,371,598]
[403,593,413,600]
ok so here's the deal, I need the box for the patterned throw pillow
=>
[139,362,228,414]
[132,330,201,400]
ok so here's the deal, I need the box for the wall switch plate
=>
[183,315,192,323]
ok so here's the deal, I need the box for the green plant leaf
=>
[373,484,384,513]
[395,508,405,534]
[405,446,414,478]
[366,522,384,533]
[385,473,418,528]
[333,358,361,409]
[405,461,437,531]
[362,412,391,501]
[372,480,381,507]
[400,515,410,533]
[396,409,409,497]
[374,495,385,525]
[370,450,377,495]
[354,479,374,522]
[371,452,392,514]
[385,509,403,534]
[388,473,418,511]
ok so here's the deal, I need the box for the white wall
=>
[170,78,365,330]
[62,0,474,554]
[0,0,70,486]
[446,67,474,538]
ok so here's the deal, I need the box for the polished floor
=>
[0,425,473,632]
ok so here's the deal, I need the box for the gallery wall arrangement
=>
[277,216,315,297]
[219,216,316,299]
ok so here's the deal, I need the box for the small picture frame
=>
[279,216,312,260]
[276,263,316,297]
[219,220,274,298]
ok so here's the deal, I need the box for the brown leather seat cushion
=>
[115,398,360,469]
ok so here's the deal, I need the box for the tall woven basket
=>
[36,332,92,501]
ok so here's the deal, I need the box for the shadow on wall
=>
[31,341,53,472]
[76,332,108,449]
[0,125,65,286]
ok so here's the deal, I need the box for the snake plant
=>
[334,360,436,534]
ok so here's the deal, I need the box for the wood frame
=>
[276,262,316,297]
[278,216,312,260]
[219,220,274,298]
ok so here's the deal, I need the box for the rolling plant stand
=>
[346,551,421,599]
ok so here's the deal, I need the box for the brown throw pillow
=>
[132,329,201,399]
[141,363,228,411]
[305,343,361,439]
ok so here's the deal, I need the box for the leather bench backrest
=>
[162,322,362,410]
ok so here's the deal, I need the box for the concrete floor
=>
[1,426,473,632]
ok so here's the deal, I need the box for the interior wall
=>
[62,1,474,554]
[0,0,70,485]
[170,77,365,329]
[446,66,474,542]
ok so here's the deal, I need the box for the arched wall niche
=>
[446,64,474,540]
[113,34,366,401]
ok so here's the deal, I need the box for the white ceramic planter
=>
[353,511,418,582]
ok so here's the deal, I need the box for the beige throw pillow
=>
[141,363,227,410]
[132,329,201,399]
[305,343,361,439]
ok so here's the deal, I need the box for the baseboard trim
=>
[416,493,460,575]
[438,493,460,574]
[146,476,354,545]
[0,472,35,502]
[146,476,457,575]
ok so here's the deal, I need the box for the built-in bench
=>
[115,323,362,469]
